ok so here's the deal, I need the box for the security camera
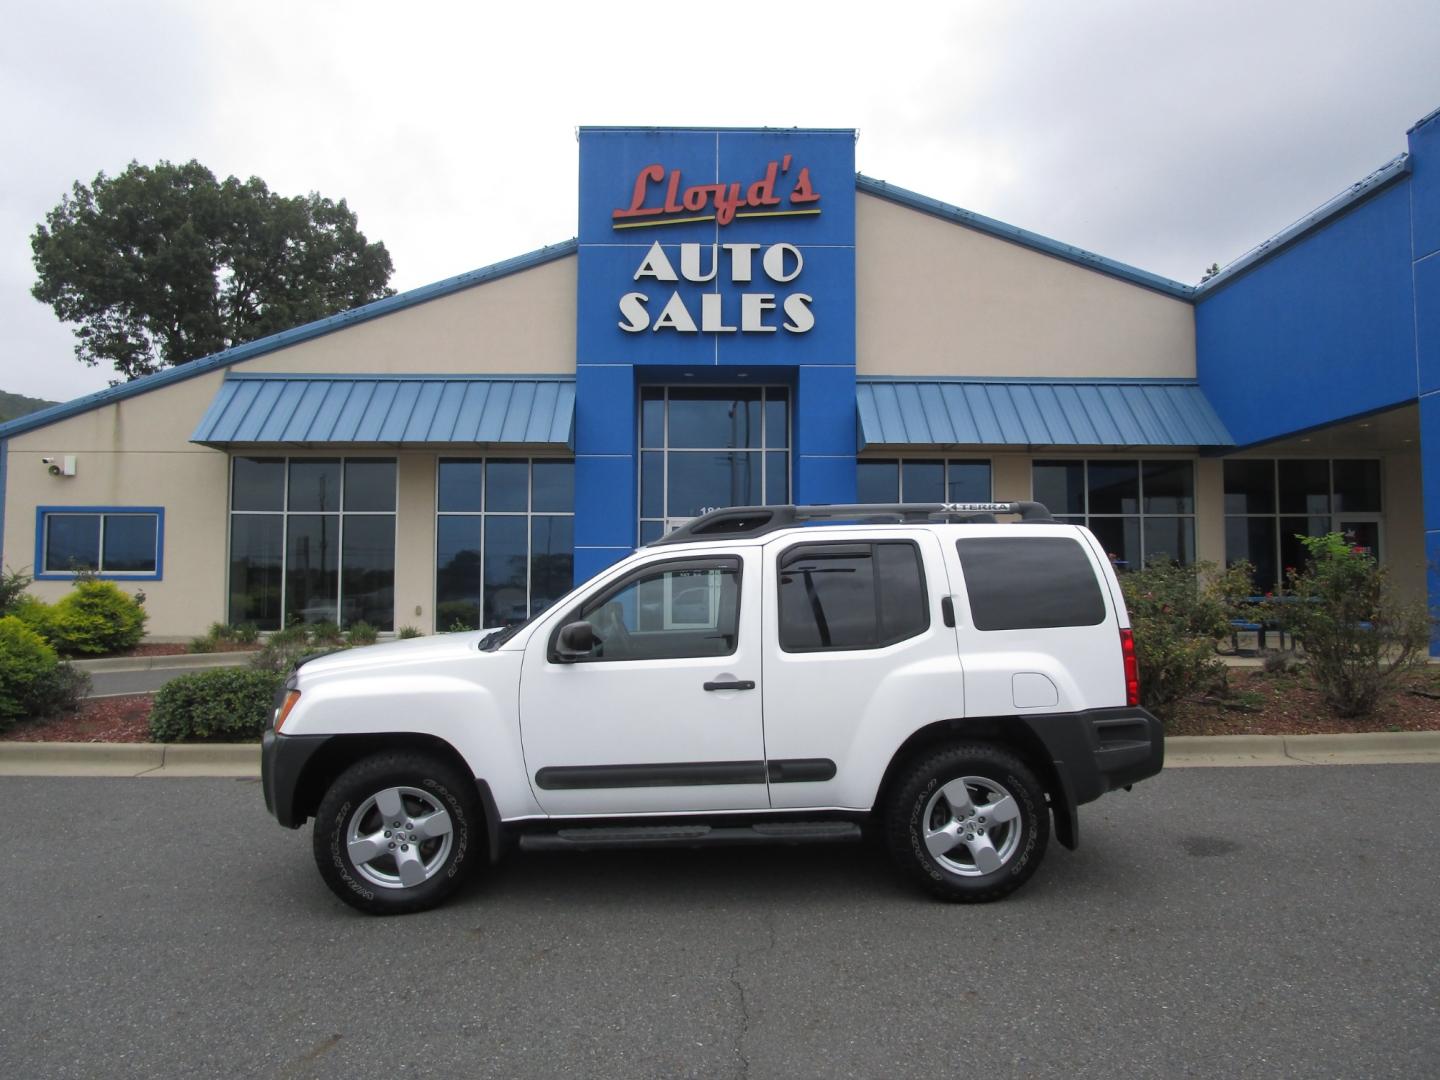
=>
[40,457,55,465]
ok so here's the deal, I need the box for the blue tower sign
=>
[573,128,858,579]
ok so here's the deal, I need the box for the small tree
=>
[1119,559,1257,722]
[1282,534,1429,718]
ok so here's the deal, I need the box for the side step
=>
[518,821,862,852]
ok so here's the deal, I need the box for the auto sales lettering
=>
[612,155,818,335]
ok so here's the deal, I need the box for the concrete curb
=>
[0,742,259,777]
[2,731,1439,778]
[1164,731,1440,767]
[72,652,256,674]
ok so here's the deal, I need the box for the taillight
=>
[275,689,301,732]
[1119,629,1140,707]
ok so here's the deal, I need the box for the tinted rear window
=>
[956,536,1107,630]
[778,541,928,651]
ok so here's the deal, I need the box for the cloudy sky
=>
[3,0,1439,403]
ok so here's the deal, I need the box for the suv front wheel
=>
[314,752,482,915]
[885,743,1049,902]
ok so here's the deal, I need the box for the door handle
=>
[703,679,756,691]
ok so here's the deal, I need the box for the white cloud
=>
[2,0,1439,400]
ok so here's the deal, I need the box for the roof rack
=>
[648,502,1054,546]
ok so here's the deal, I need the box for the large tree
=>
[31,160,395,381]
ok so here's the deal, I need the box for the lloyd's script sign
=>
[612,154,819,335]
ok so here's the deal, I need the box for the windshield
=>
[478,596,562,651]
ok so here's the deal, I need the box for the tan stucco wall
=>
[1382,450,1425,601]
[246,256,577,376]
[3,257,579,637]
[5,370,233,635]
[855,193,1195,378]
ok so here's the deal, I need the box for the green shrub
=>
[1119,559,1257,722]
[47,581,148,655]
[346,621,379,646]
[1281,534,1430,718]
[397,625,423,639]
[0,566,32,616]
[231,622,260,644]
[187,634,217,654]
[24,662,90,720]
[308,620,344,646]
[0,616,58,726]
[0,615,87,728]
[11,595,57,643]
[207,622,237,642]
[149,668,285,742]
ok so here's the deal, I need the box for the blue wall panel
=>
[1196,181,1416,446]
[1410,112,1440,261]
[574,128,858,573]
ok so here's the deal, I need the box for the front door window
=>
[638,386,790,544]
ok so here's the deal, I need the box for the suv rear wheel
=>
[314,752,481,915]
[885,743,1049,902]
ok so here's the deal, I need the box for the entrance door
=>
[638,386,790,544]
[519,551,768,815]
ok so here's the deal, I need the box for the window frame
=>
[35,506,165,581]
[854,457,994,504]
[1222,456,1385,590]
[776,539,931,654]
[434,456,576,631]
[546,554,743,664]
[226,455,397,630]
[1031,456,1197,570]
[638,384,791,543]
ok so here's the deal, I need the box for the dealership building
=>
[3,113,1439,644]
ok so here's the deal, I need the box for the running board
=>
[518,821,863,852]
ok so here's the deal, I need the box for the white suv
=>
[262,502,1163,915]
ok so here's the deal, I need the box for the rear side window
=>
[956,536,1107,630]
[778,541,928,651]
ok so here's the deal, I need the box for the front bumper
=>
[261,729,333,829]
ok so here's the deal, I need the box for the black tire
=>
[313,752,482,916]
[884,743,1049,903]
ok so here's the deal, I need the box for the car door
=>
[518,550,769,815]
[761,531,958,810]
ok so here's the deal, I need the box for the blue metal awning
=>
[191,375,575,448]
[856,378,1234,449]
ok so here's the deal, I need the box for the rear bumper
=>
[1021,706,1164,806]
[1017,706,1164,849]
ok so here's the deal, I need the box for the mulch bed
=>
[1168,667,1440,735]
[5,668,1439,744]
[2,693,154,743]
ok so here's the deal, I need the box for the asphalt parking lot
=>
[2,765,1436,1079]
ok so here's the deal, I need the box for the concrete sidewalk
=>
[2,731,1439,778]
[72,650,255,698]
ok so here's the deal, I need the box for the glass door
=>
[638,386,790,544]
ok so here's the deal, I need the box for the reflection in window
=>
[436,458,575,631]
[639,386,788,538]
[576,560,740,661]
[1033,459,1195,570]
[778,541,928,651]
[228,457,395,630]
[1223,459,1383,590]
[40,510,161,577]
[856,460,992,504]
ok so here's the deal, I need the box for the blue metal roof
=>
[856,378,1234,449]
[191,375,575,448]
[0,240,578,442]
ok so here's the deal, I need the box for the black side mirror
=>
[555,620,597,662]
